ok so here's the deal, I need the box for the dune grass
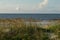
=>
[0,19,60,40]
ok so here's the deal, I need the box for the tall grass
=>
[0,18,60,40]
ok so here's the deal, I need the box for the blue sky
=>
[0,0,60,13]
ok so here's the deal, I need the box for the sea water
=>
[0,14,60,20]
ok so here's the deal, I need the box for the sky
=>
[0,0,60,13]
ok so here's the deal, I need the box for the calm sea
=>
[0,14,60,20]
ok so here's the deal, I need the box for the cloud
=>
[39,0,48,8]
[16,5,20,11]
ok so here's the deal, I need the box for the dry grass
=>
[0,18,60,40]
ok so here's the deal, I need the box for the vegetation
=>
[0,18,60,40]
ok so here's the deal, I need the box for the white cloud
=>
[39,0,48,8]
[16,5,20,11]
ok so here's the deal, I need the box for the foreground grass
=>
[0,23,50,40]
[0,19,60,40]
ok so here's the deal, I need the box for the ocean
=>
[0,14,60,20]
